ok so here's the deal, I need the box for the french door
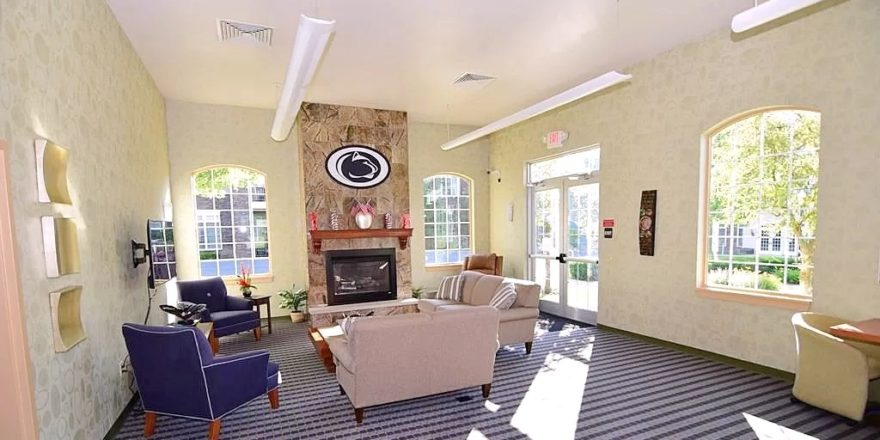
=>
[529,176,600,324]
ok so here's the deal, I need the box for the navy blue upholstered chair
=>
[178,277,262,342]
[122,324,280,440]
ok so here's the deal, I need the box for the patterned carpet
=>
[112,318,880,440]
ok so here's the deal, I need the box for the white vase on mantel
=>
[355,212,373,229]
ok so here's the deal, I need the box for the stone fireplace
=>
[297,102,413,318]
[325,248,397,306]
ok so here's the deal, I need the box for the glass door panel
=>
[565,183,599,322]
[532,187,563,312]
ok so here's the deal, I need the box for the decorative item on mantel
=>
[400,212,412,229]
[329,211,340,230]
[383,212,392,229]
[237,264,257,298]
[351,198,375,230]
[308,211,318,231]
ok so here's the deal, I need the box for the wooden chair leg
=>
[208,419,222,440]
[354,408,364,424]
[524,342,533,354]
[144,411,156,437]
[482,383,492,398]
[268,388,279,409]
[254,326,262,342]
[339,384,345,395]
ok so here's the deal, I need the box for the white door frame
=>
[0,140,39,440]
[526,146,601,324]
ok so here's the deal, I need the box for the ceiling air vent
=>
[218,20,273,46]
[452,72,496,86]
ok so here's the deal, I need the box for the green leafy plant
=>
[278,284,308,312]
[411,286,425,299]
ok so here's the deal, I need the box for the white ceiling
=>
[106,0,754,125]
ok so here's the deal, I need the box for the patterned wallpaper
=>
[165,100,309,317]
[488,0,880,372]
[0,0,170,438]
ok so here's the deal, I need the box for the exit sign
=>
[544,130,568,149]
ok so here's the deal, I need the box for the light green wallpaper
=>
[0,0,170,438]
[488,0,880,372]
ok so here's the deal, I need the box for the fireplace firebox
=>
[324,248,397,306]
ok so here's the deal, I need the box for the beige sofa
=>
[792,312,880,421]
[327,306,500,423]
[419,270,540,354]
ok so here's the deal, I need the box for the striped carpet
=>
[112,319,880,439]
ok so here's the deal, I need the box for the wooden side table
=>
[249,294,273,334]
[830,319,880,344]
[196,322,218,354]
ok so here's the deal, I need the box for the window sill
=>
[696,287,811,311]
[425,263,463,272]
[221,274,274,284]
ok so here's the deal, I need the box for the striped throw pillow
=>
[339,316,358,336]
[489,282,517,310]
[436,275,464,302]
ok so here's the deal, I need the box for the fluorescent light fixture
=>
[731,0,825,33]
[440,71,632,151]
[271,15,335,142]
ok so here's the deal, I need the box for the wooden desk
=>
[829,319,880,344]
[249,294,273,334]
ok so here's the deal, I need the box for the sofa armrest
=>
[202,350,270,416]
[226,296,254,311]
[327,337,355,373]
[508,280,540,308]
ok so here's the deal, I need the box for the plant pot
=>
[290,311,306,323]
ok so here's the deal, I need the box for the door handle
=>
[555,253,568,264]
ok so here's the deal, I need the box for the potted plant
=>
[278,284,308,323]
[411,286,425,299]
[237,264,257,298]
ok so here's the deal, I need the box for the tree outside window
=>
[705,109,819,295]
[193,166,270,277]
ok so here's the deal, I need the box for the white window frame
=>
[697,108,819,311]
[192,166,271,278]
[422,173,473,267]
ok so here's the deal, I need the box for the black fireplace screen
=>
[325,248,397,306]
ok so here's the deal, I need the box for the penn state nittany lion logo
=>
[325,145,390,189]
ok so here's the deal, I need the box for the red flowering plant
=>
[237,264,257,297]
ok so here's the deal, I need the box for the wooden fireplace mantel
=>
[309,229,413,253]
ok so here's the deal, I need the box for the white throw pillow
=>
[489,282,517,310]
[436,275,464,302]
[339,316,358,336]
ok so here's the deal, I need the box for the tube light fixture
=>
[731,0,825,33]
[270,15,336,142]
[440,71,632,151]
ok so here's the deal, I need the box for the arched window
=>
[192,166,270,277]
[702,109,820,296]
[423,174,472,265]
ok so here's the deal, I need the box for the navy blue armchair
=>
[178,277,261,342]
[122,324,280,440]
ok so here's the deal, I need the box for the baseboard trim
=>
[104,392,138,440]
[596,324,794,382]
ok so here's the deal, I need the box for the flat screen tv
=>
[148,219,176,288]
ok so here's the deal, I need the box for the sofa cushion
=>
[210,310,259,327]
[488,282,517,310]
[467,274,505,306]
[498,306,539,322]
[418,298,458,313]
[437,275,464,301]
[506,278,541,308]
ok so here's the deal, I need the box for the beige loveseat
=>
[327,306,500,423]
[418,270,541,354]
